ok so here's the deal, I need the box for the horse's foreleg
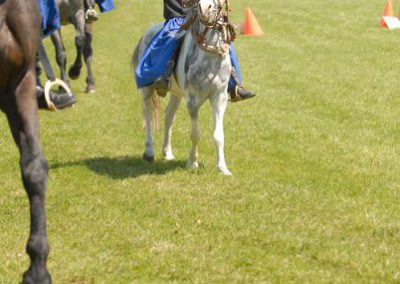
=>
[142,88,156,162]
[210,92,231,175]
[163,95,182,160]
[187,94,201,169]
[83,23,95,93]
[50,30,69,86]
[69,19,85,80]
[5,70,51,284]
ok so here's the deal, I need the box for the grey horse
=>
[133,0,234,175]
[51,0,96,93]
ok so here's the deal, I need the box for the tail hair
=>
[133,37,160,130]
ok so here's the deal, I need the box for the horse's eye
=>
[209,4,212,9]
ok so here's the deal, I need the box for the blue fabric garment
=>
[136,17,186,88]
[96,0,115,13]
[38,0,60,37]
[228,45,242,91]
[135,16,243,90]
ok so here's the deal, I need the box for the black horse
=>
[51,0,96,93]
[0,0,51,283]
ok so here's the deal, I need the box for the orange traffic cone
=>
[381,0,394,28]
[242,8,264,36]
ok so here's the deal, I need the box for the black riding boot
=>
[228,67,256,102]
[35,54,76,110]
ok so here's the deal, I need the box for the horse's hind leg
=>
[83,23,96,93]
[163,94,182,160]
[187,94,201,170]
[141,87,156,162]
[210,92,231,175]
[5,70,51,283]
[51,30,70,86]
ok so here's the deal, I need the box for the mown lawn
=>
[1,0,399,283]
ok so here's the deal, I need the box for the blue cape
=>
[96,0,115,13]
[136,17,185,88]
[39,0,60,37]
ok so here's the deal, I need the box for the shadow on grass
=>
[51,155,186,179]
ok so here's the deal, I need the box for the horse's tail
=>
[132,37,160,130]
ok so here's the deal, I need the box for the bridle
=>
[183,0,236,56]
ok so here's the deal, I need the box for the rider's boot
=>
[154,58,176,97]
[228,67,256,102]
[37,83,77,110]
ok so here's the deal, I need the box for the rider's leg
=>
[153,52,178,97]
[228,45,256,102]
[135,17,185,96]
[85,0,98,23]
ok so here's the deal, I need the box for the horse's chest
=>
[183,48,231,95]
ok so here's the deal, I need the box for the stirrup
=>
[229,85,242,102]
[44,79,73,111]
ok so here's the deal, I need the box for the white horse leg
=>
[210,92,231,175]
[187,96,201,169]
[141,88,156,162]
[163,94,182,160]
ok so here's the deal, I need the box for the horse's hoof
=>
[218,165,232,176]
[68,66,81,80]
[85,85,96,93]
[143,153,155,162]
[162,151,175,161]
[186,161,199,170]
[220,169,232,176]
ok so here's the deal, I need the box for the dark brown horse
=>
[0,0,51,283]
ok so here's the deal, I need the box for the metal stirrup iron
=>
[38,41,73,111]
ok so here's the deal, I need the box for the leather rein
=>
[182,0,236,56]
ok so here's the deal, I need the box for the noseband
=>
[183,0,236,56]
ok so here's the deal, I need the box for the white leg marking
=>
[210,92,231,175]
[141,88,155,161]
[163,95,183,160]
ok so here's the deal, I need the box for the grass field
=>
[1,0,400,282]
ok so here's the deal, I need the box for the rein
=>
[183,0,236,56]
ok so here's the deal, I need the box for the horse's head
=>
[197,0,225,26]
[186,0,235,55]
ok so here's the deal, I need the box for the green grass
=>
[1,0,400,282]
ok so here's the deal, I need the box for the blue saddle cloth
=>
[39,0,60,37]
[96,0,115,13]
[135,17,186,88]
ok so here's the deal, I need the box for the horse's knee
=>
[21,153,48,196]
[75,35,85,49]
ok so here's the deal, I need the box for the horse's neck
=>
[175,19,231,94]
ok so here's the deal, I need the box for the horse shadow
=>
[51,155,186,179]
